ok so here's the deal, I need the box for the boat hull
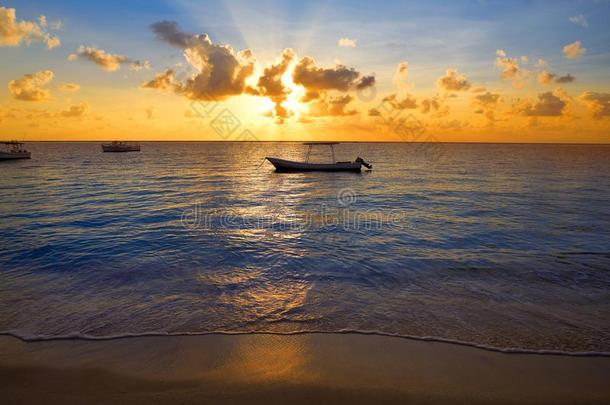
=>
[266,157,362,172]
[0,151,31,160]
[102,145,140,152]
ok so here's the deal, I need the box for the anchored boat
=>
[0,141,31,160]
[266,142,372,172]
[102,141,140,152]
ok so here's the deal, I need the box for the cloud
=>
[142,69,176,90]
[437,68,471,91]
[368,108,381,117]
[472,91,500,122]
[60,103,88,117]
[8,70,54,101]
[59,82,80,92]
[149,21,255,100]
[382,93,417,109]
[538,70,556,85]
[293,56,374,93]
[495,49,528,87]
[0,6,60,49]
[129,60,152,71]
[392,61,409,88]
[473,91,500,108]
[146,107,154,119]
[338,37,356,48]
[69,46,150,72]
[538,70,576,85]
[420,96,449,117]
[308,95,357,117]
[569,15,588,28]
[579,92,610,118]
[535,58,547,68]
[555,74,575,84]
[518,92,566,116]
[248,48,295,122]
[563,41,585,59]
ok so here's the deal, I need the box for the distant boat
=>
[101,141,140,153]
[266,142,372,172]
[0,141,31,160]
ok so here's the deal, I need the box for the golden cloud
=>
[437,68,471,91]
[563,41,585,59]
[0,6,60,49]
[420,96,449,117]
[308,95,357,117]
[473,91,500,108]
[142,69,176,90]
[59,82,80,92]
[472,91,500,122]
[538,71,556,85]
[382,93,417,110]
[538,71,575,85]
[579,92,610,118]
[338,37,356,48]
[8,70,54,101]
[393,61,409,88]
[495,49,528,87]
[60,103,88,118]
[69,46,150,72]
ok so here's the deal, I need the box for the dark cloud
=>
[473,91,500,108]
[555,74,575,84]
[293,57,374,92]
[148,21,254,100]
[519,92,566,116]
[150,21,193,48]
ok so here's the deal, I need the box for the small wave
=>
[2,329,609,358]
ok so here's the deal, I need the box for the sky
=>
[1,0,609,142]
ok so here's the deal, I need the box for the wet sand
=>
[1,333,609,404]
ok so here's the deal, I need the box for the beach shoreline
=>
[1,333,609,404]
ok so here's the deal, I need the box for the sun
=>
[280,64,308,117]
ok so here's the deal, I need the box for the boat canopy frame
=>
[303,142,340,163]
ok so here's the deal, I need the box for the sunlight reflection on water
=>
[0,142,609,352]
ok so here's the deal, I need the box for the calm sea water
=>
[1,142,609,353]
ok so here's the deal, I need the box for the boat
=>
[0,141,31,160]
[266,142,372,172]
[101,141,140,152]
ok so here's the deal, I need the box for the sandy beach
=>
[1,333,609,404]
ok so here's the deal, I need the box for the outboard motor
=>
[355,157,373,169]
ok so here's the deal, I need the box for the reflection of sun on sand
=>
[1,334,610,404]
[212,335,311,383]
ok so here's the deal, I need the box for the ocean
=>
[1,142,609,354]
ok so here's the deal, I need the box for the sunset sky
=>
[1,0,609,142]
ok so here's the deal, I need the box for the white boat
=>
[0,141,31,160]
[102,141,140,152]
[266,142,372,172]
